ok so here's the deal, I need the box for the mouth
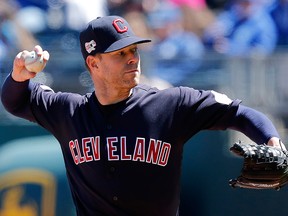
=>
[125,69,139,74]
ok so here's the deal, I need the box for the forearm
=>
[1,73,33,119]
[1,45,49,121]
[228,105,280,145]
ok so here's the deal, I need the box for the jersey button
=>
[110,167,115,172]
[107,124,112,130]
[113,196,118,201]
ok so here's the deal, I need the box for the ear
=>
[86,55,98,70]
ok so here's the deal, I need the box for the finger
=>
[14,51,29,67]
[42,50,50,61]
[21,50,31,59]
[34,45,43,56]
[15,50,30,60]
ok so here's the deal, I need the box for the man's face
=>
[95,44,141,90]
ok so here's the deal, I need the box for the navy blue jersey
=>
[1,75,279,216]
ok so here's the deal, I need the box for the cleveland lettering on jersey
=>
[69,136,171,167]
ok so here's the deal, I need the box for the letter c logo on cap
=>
[112,18,128,33]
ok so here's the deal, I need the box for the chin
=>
[125,78,139,88]
[131,80,139,88]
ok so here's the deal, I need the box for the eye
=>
[118,51,125,56]
[131,47,138,53]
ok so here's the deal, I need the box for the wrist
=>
[267,137,287,151]
[11,70,35,82]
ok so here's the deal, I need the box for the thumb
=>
[12,50,37,82]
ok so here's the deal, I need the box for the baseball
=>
[24,50,48,73]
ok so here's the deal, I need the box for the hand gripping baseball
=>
[229,142,288,190]
[24,45,50,73]
[12,45,50,82]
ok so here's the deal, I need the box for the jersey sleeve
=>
[176,86,242,132]
[28,82,86,135]
[1,73,83,135]
[176,87,279,144]
[228,105,280,144]
[1,74,35,121]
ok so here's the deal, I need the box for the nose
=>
[127,50,139,65]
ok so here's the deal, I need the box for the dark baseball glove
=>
[229,141,288,190]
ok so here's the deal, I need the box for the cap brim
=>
[104,36,151,53]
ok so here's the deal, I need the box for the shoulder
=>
[134,83,209,96]
[31,83,92,106]
[131,84,241,111]
[133,84,181,96]
[132,84,207,104]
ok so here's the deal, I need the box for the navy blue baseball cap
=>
[80,16,151,60]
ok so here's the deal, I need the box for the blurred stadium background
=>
[1,0,288,215]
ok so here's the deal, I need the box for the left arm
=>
[228,105,286,150]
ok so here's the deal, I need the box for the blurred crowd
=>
[1,0,288,86]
